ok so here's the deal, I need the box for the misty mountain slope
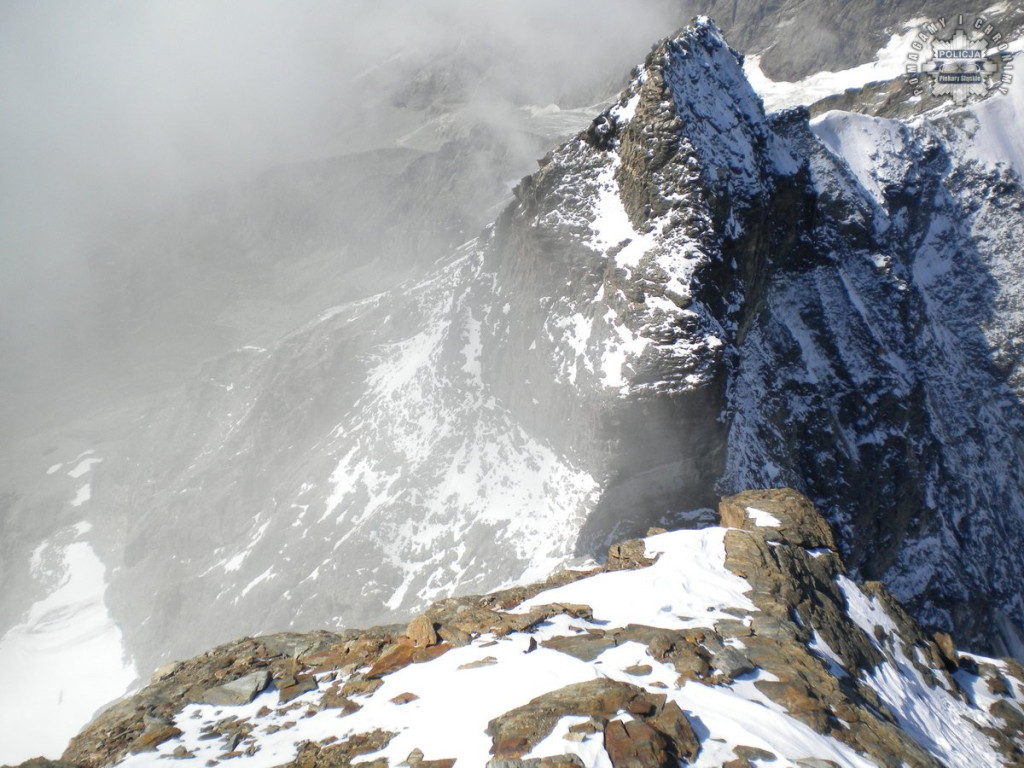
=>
[0,119,560,443]
[111,247,598,631]
[90,18,802,678]
[0,102,579,766]
[58,491,1024,768]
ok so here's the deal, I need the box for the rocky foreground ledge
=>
[10,490,1024,768]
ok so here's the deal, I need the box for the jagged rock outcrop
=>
[22,489,1023,768]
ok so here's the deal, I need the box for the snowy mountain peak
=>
[52,490,1024,768]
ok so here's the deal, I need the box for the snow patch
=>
[67,457,103,478]
[0,539,136,765]
[515,528,756,629]
[745,506,781,527]
[69,484,91,507]
[745,23,926,112]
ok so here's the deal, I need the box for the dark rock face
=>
[476,18,1024,659]
[719,104,1024,656]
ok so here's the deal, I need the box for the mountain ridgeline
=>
[478,19,1024,656]
[10,18,1024,690]
[43,490,1024,768]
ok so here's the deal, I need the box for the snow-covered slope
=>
[55,490,1024,768]
[0,521,136,765]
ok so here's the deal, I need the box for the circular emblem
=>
[906,13,1014,104]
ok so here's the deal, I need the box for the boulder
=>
[712,647,755,679]
[603,719,674,767]
[488,679,663,759]
[278,675,318,704]
[128,726,182,753]
[285,731,393,768]
[406,615,439,648]
[932,632,958,671]
[646,701,700,761]
[606,540,656,571]
[734,745,776,761]
[197,669,271,706]
[624,664,653,676]
[150,661,182,683]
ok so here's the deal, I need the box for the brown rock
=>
[624,664,653,676]
[283,731,393,768]
[986,675,1011,696]
[320,688,361,715]
[151,661,182,683]
[603,719,673,767]
[606,539,656,571]
[754,681,829,732]
[129,726,182,753]
[458,656,499,670]
[411,644,452,664]
[646,701,700,762]
[488,679,662,759]
[719,489,836,550]
[542,633,616,662]
[406,615,439,648]
[368,645,417,678]
[991,699,1024,737]
[391,692,420,705]
[341,674,383,697]
[278,675,317,704]
[735,745,776,761]
[647,634,674,661]
[932,632,958,671]
[568,718,607,735]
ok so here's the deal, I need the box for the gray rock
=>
[198,669,271,706]
[713,647,755,679]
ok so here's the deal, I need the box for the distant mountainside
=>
[38,490,1024,768]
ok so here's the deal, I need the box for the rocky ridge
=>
[19,489,1024,768]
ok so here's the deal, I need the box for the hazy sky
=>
[0,0,680,230]
[0,0,683,432]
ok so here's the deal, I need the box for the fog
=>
[0,0,692,438]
